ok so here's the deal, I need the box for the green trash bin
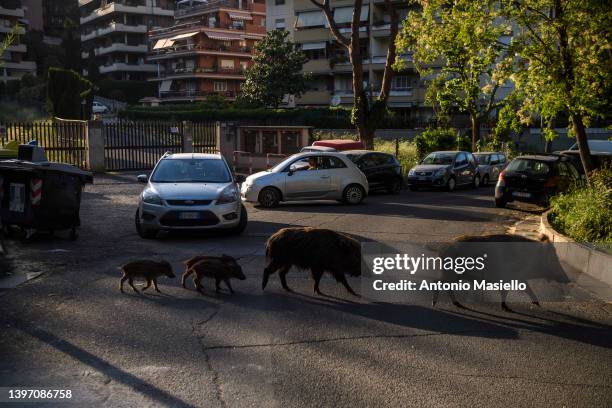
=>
[0,160,93,240]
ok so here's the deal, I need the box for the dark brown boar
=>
[119,260,175,293]
[432,234,567,311]
[182,255,245,294]
[262,227,361,296]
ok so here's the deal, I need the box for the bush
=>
[414,127,457,159]
[374,138,419,176]
[549,168,612,244]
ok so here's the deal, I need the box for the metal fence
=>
[103,121,185,171]
[193,122,217,153]
[0,121,88,168]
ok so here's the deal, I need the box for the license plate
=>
[179,212,200,220]
[512,191,531,198]
[9,183,25,213]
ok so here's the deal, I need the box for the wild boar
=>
[182,255,245,294]
[431,234,568,311]
[119,260,175,293]
[262,227,362,296]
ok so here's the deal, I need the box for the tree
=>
[0,25,17,64]
[47,67,93,119]
[241,30,308,109]
[502,0,612,175]
[397,0,511,151]
[311,0,399,149]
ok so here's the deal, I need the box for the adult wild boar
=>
[262,227,362,296]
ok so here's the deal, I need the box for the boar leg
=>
[500,290,512,312]
[181,269,194,288]
[194,276,205,295]
[336,273,359,297]
[224,279,234,294]
[120,275,128,293]
[142,279,152,292]
[215,278,222,293]
[524,283,540,306]
[262,261,280,290]
[278,266,292,292]
[128,278,139,293]
[153,278,161,293]
[449,290,462,308]
[432,288,439,307]
[312,268,324,295]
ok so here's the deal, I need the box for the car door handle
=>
[320,175,330,179]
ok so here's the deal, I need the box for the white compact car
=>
[92,101,109,114]
[240,152,369,208]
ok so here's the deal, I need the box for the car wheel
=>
[135,209,157,239]
[343,184,365,205]
[495,198,506,208]
[387,178,402,194]
[481,175,489,186]
[229,204,248,235]
[258,187,281,208]
[472,174,480,189]
[446,177,456,192]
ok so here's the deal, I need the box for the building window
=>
[220,59,234,69]
[296,10,326,29]
[240,61,249,71]
[262,131,278,154]
[214,81,227,92]
[275,0,285,4]
[281,131,300,154]
[392,75,410,90]
[275,18,285,30]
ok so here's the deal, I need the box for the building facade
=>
[145,0,266,104]
[265,0,433,119]
[0,0,36,81]
[79,0,175,81]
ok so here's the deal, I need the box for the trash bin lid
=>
[0,160,93,184]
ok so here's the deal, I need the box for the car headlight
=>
[142,189,163,205]
[408,168,416,176]
[434,168,446,176]
[217,185,239,204]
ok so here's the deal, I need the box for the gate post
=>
[87,120,105,172]
[182,121,193,153]
[215,121,222,152]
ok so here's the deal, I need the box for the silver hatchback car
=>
[241,152,369,208]
[135,153,247,238]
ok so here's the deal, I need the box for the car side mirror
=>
[137,174,148,183]
[288,169,294,176]
[235,174,246,183]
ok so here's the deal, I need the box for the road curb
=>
[540,211,612,287]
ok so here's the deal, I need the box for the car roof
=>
[291,151,349,159]
[162,153,222,160]
[515,155,561,162]
[474,151,503,155]
[430,151,462,154]
[341,150,387,155]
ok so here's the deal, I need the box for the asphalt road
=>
[0,173,610,407]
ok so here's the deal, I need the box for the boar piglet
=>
[262,227,361,296]
[119,260,175,293]
[182,255,245,294]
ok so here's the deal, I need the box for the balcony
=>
[92,43,148,56]
[81,23,147,42]
[152,66,246,80]
[0,6,25,18]
[175,0,241,19]
[80,2,173,25]
[0,60,37,72]
[158,90,238,101]
[99,62,157,74]
[149,42,252,60]
[0,24,25,34]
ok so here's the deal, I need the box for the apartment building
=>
[266,0,431,117]
[0,0,36,81]
[144,0,266,104]
[79,0,175,80]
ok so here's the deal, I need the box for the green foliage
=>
[199,94,230,110]
[96,80,156,105]
[47,67,93,119]
[414,127,458,158]
[241,30,309,108]
[549,168,612,244]
[374,138,419,175]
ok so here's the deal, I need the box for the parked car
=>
[494,154,580,208]
[473,152,507,185]
[92,101,109,114]
[312,139,365,151]
[558,149,612,175]
[241,152,369,208]
[300,145,337,153]
[407,151,481,192]
[568,139,612,153]
[342,150,403,194]
[135,152,247,238]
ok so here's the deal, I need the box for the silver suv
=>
[135,153,247,238]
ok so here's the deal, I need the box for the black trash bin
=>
[0,160,93,240]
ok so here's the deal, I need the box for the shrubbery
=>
[374,139,419,175]
[549,168,612,244]
[414,127,458,158]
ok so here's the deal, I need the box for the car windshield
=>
[505,159,550,175]
[570,140,612,153]
[474,154,490,165]
[271,154,301,172]
[151,159,231,183]
[344,154,360,163]
[422,153,455,165]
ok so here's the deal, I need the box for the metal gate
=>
[0,121,88,168]
[193,122,217,153]
[103,121,184,170]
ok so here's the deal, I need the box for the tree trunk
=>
[571,114,594,175]
[470,113,480,152]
